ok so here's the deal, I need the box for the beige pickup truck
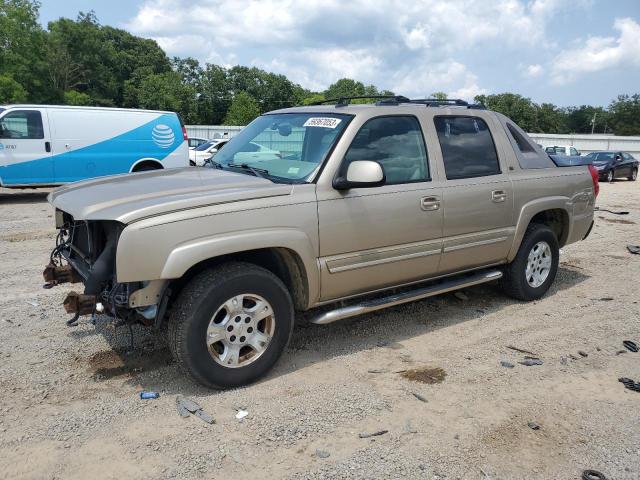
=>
[44,97,598,389]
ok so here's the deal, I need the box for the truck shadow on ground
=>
[0,191,50,204]
[78,265,589,396]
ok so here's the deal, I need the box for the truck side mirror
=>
[333,160,385,190]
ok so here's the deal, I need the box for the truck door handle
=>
[420,196,440,211]
[45,141,51,153]
[491,190,507,202]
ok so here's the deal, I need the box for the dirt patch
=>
[0,231,54,242]
[401,366,447,384]
[597,216,636,225]
[88,347,173,381]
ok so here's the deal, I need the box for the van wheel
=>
[168,262,294,389]
[133,162,162,172]
[501,224,559,301]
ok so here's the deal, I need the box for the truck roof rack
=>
[308,96,485,109]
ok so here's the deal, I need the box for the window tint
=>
[623,152,633,160]
[570,147,578,156]
[506,123,534,153]
[434,116,500,180]
[195,141,215,151]
[0,110,44,139]
[342,116,429,184]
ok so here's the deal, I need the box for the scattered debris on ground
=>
[627,245,640,255]
[411,392,428,403]
[139,391,159,399]
[518,356,544,366]
[618,377,640,392]
[527,421,541,430]
[582,469,608,480]
[500,360,515,368]
[622,340,638,352]
[358,430,388,439]
[453,291,468,301]
[175,396,215,424]
[401,367,446,384]
[235,409,249,420]
[315,449,330,459]
[506,345,537,356]
[578,350,589,357]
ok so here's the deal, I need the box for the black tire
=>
[168,262,294,389]
[629,168,638,181]
[606,169,614,183]
[133,163,162,172]
[501,224,559,301]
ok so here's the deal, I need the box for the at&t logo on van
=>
[151,124,175,149]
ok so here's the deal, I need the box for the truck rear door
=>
[433,114,515,274]
[0,108,53,186]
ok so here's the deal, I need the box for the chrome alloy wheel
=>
[526,241,552,288]
[206,294,275,368]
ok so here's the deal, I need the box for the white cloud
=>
[524,64,544,78]
[551,17,640,84]
[125,0,584,95]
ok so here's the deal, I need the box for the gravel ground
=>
[0,180,639,480]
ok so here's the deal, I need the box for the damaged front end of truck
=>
[43,210,165,327]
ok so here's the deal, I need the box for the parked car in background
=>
[586,151,638,182]
[190,139,281,166]
[44,97,597,389]
[188,137,209,149]
[545,145,581,156]
[189,139,226,166]
[0,105,188,187]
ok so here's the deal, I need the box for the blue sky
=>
[39,0,640,107]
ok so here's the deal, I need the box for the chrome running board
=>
[310,269,503,325]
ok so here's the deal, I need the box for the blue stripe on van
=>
[0,113,184,185]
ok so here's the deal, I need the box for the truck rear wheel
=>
[168,262,294,389]
[501,224,559,301]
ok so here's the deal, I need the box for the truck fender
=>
[507,196,570,262]
[159,228,320,304]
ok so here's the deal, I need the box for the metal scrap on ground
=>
[518,356,544,366]
[175,396,215,424]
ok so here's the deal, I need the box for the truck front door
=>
[317,115,443,300]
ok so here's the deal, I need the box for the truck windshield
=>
[211,113,352,183]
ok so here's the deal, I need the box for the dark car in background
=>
[586,151,638,182]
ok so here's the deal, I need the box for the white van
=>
[0,105,188,188]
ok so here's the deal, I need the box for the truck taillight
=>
[588,164,599,197]
[182,126,188,141]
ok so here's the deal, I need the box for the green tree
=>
[324,78,366,99]
[431,91,448,100]
[0,0,49,101]
[223,91,260,125]
[63,90,91,105]
[0,75,27,102]
[475,93,539,131]
[564,105,608,134]
[536,103,567,134]
[608,94,640,136]
[137,71,198,122]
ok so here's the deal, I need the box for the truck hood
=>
[48,167,293,224]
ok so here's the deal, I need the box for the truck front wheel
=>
[168,262,294,389]
[501,224,559,301]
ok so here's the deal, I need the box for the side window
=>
[0,110,44,139]
[506,123,535,153]
[570,147,578,156]
[434,116,500,180]
[622,152,633,160]
[342,116,429,184]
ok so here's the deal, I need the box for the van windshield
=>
[211,113,352,183]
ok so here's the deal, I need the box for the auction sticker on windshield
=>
[303,117,342,128]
